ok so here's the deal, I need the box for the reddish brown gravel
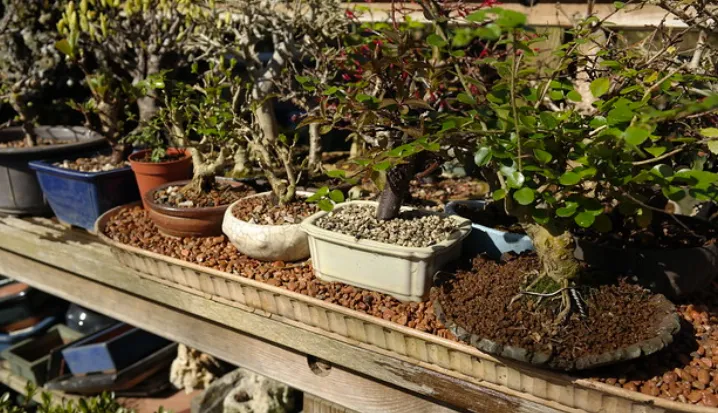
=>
[103,206,454,339]
[232,195,317,225]
[103,204,718,406]
[54,154,128,172]
[153,183,254,208]
[0,138,66,149]
[436,254,669,370]
[591,284,718,407]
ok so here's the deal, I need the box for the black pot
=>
[0,126,106,215]
[574,218,718,297]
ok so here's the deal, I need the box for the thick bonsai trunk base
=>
[518,223,582,324]
[376,161,416,221]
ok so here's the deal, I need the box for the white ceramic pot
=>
[222,191,313,262]
[300,200,472,302]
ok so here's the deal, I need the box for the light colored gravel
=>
[315,204,459,248]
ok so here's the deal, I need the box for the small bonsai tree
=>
[0,0,64,146]
[190,0,345,204]
[56,0,201,164]
[456,5,718,321]
[306,0,504,219]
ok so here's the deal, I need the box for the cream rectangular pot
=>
[301,201,472,302]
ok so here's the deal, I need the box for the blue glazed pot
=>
[28,157,139,230]
[445,200,533,259]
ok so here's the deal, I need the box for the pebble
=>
[315,204,459,248]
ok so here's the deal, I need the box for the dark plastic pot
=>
[445,200,534,259]
[574,223,718,298]
[128,148,193,209]
[28,155,140,230]
[0,126,106,215]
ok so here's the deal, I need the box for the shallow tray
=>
[96,203,716,413]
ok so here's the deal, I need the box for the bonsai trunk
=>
[376,161,416,220]
[110,143,131,166]
[308,123,321,174]
[522,222,580,285]
[10,94,36,147]
[136,55,162,123]
[182,147,228,195]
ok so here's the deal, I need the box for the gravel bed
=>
[232,195,316,225]
[591,285,718,407]
[315,204,459,248]
[102,206,454,337]
[54,154,128,172]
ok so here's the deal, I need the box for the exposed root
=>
[510,274,586,326]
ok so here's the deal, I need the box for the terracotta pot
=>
[129,148,192,209]
[145,180,232,238]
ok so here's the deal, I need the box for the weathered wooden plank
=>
[0,219,573,413]
[342,2,688,28]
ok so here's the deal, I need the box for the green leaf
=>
[295,75,311,84]
[427,34,447,48]
[306,186,330,202]
[513,187,535,206]
[505,171,525,188]
[474,147,492,166]
[533,149,553,164]
[465,9,488,22]
[457,92,476,105]
[317,199,334,212]
[624,126,651,146]
[559,171,581,186]
[613,1,625,8]
[590,116,607,128]
[539,112,558,130]
[607,107,634,125]
[575,211,596,228]
[590,77,611,98]
[549,90,564,101]
[556,205,577,217]
[708,140,718,154]
[372,160,392,171]
[55,39,74,58]
[700,128,718,138]
[645,146,667,157]
[326,169,346,178]
[532,209,550,225]
[356,94,373,103]
[329,190,345,203]
[476,23,502,40]
[494,8,527,28]
[567,90,582,102]
[651,164,674,178]
[493,189,507,201]
[323,86,339,95]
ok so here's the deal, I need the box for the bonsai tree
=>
[453,5,718,321]
[189,0,346,204]
[140,65,245,195]
[305,0,506,218]
[56,0,201,164]
[0,0,64,146]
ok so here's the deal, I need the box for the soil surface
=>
[315,204,460,248]
[153,183,254,208]
[0,138,66,149]
[103,204,718,406]
[134,152,188,163]
[452,202,525,233]
[103,206,453,338]
[55,154,128,172]
[577,212,718,249]
[232,195,316,225]
[435,254,668,370]
[590,284,718,407]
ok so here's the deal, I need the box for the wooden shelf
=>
[0,215,576,413]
